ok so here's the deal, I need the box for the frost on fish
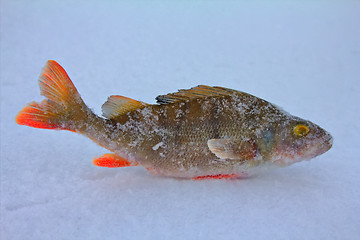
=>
[16,60,333,179]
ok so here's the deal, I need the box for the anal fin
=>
[93,153,137,168]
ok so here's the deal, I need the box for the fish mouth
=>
[272,133,333,167]
[302,133,333,160]
[317,133,333,155]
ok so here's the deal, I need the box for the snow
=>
[1,0,360,239]
[152,142,164,151]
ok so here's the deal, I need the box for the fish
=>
[16,60,333,179]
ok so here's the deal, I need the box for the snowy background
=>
[1,0,360,239]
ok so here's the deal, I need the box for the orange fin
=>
[102,95,149,119]
[16,100,73,131]
[16,100,59,130]
[16,60,88,131]
[193,174,240,180]
[93,153,138,168]
[38,60,81,105]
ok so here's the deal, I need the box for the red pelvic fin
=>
[193,174,240,180]
[93,154,137,168]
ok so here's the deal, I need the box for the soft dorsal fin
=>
[102,95,149,119]
[155,85,237,104]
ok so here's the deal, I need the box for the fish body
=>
[16,61,333,179]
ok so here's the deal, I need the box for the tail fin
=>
[16,60,89,132]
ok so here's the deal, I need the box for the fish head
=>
[268,118,333,167]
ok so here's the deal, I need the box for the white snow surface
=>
[1,1,360,239]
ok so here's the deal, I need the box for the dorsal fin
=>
[155,85,237,104]
[102,95,149,119]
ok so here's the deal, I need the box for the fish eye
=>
[293,124,309,137]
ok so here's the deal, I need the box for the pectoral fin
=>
[207,138,257,161]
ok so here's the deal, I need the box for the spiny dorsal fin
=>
[155,85,237,104]
[102,95,149,119]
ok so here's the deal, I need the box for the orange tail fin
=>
[16,60,89,131]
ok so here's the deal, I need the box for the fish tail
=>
[16,60,92,132]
